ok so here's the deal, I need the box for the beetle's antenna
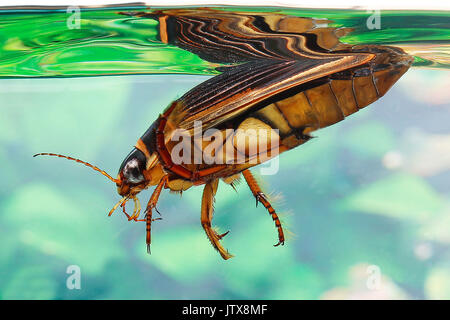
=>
[33,152,119,184]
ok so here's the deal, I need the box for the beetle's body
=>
[135,45,411,188]
[143,48,410,180]
[36,9,413,260]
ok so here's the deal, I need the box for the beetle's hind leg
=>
[201,179,233,260]
[242,169,285,247]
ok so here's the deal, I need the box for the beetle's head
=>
[116,148,149,197]
[34,146,164,217]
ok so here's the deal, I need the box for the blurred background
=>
[0,1,449,300]
[0,67,449,299]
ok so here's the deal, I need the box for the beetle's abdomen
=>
[246,45,412,151]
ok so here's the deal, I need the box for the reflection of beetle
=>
[35,9,413,260]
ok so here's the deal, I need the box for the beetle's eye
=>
[123,158,144,184]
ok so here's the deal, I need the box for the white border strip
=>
[0,0,449,10]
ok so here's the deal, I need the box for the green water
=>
[0,6,449,78]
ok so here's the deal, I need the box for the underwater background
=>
[0,6,449,299]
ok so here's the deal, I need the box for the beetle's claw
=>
[218,230,230,240]
[274,240,285,247]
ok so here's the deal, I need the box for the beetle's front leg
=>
[144,176,168,254]
[201,179,233,260]
[120,196,141,221]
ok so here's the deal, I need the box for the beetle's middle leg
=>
[201,179,233,260]
[242,169,285,247]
